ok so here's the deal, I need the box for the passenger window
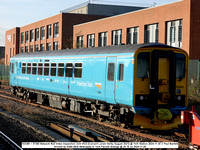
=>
[44,63,49,76]
[137,52,150,78]
[11,63,14,73]
[22,63,26,74]
[38,63,43,75]
[107,63,115,81]
[32,63,37,75]
[176,53,186,80]
[50,63,57,76]
[66,63,73,77]
[58,63,64,77]
[27,63,31,74]
[74,63,82,78]
[119,64,124,81]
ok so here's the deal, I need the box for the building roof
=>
[60,0,151,14]
[11,43,175,59]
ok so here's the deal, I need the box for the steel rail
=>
[0,131,22,150]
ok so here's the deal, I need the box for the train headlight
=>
[140,96,144,101]
[177,96,181,101]
[135,95,150,106]
[175,95,185,106]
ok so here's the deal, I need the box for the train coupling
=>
[133,108,181,130]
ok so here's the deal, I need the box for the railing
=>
[0,64,9,81]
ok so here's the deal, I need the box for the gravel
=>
[0,114,53,147]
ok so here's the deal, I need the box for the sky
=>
[0,0,179,46]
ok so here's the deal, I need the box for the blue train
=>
[9,43,188,130]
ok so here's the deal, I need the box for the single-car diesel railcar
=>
[9,43,188,130]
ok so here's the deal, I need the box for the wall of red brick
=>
[20,14,63,52]
[5,28,20,64]
[73,0,192,57]
[62,13,106,49]
[189,0,200,59]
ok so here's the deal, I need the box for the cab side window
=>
[137,52,150,78]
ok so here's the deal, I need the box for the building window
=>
[30,30,34,42]
[35,28,39,41]
[47,24,51,39]
[35,44,39,52]
[20,47,24,53]
[87,34,95,47]
[25,31,28,43]
[21,32,24,44]
[41,26,45,40]
[127,27,138,44]
[25,46,28,53]
[77,36,84,48]
[144,23,158,43]
[98,32,107,47]
[47,43,51,51]
[13,34,15,44]
[40,44,45,51]
[30,45,33,52]
[167,19,182,48]
[112,29,122,45]
[74,63,82,78]
[53,22,59,38]
[53,41,58,50]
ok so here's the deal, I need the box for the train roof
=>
[11,43,176,59]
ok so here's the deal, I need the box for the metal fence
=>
[0,64,9,81]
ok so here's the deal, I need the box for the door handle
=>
[150,85,155,90]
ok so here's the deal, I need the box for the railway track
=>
[0,131,22,150]
[0,88,189,149]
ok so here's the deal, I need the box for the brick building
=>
[5,13,106,64]
[73,0,200,79]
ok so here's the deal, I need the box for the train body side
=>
[9,53,134,106]
[9,44,189,130]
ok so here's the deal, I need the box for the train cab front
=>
[133,46,188,130]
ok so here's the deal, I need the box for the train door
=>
[150,50,176,106]
[105,57,116,104]
[66,62,73,95]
